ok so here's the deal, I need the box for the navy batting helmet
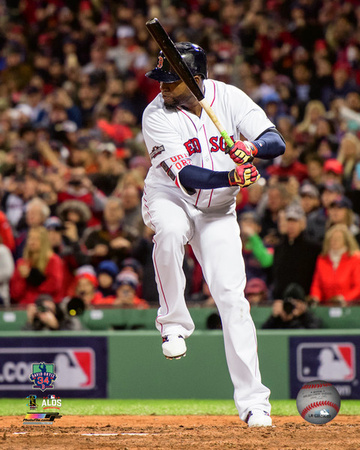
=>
[146,42,207,83]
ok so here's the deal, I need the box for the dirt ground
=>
[1,415,360,450]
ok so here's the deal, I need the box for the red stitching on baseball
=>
[301,401,339,418]
[301,383,332,389]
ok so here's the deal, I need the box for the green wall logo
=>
[29,363,57,391]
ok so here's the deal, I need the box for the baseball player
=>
[142,42,285,427]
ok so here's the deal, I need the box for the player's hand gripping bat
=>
[146,18,235,149]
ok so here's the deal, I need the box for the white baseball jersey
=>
[142,79,274,209]
[141,79,273,422]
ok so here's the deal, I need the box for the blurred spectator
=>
[88,142,124,196]
[23,293,83,331]
[266,140,308,183]
[0,210,15,252]
[309,224,360,305]
[299,183,323,243]
[0,236,15,306]
[15,196,50,259]
[323,158,344,185]
[83,196,136,267]
[0,43,32,91]
[305,154,324,187]
[244,278,269,306]
[96,259,119,298]
[331,62,357,100]
[119,256,144,296]
[107,25,149,76]
[72,265,103,307]
[239,211,273,282]
[294,100,327,144]
[57,167,106,216]
[300,183,321,216]
[337,133,360,191]
[10,226,63,305]
[119,183,144,238]
[56,199,91,241]
[262,283,323,329]
[326,196,360,242]
[306,180,345,244]
[95,270,149,309]
[241,180,266,214]
[271,205,321,299]
[45,215,89,298]
[131,226,159,306]
[258,183,289,247]
[189,279,215,307]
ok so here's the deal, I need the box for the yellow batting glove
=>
[228,163,260,187]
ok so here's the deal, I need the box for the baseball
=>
[296,380,341,424]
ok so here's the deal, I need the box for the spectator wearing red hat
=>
[310,224,360,305]
[323,158,344,184]
[10,226,64,305]
[331,61,357,100]
[72,265,103,306]
[244,278,269,306]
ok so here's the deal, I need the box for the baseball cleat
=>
[162,335,187,360]
[246,410,272,428]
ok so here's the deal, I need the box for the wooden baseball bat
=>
[146,18,234,148]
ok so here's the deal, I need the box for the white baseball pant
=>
[142,187,271,420]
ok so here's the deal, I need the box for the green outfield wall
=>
[1,328,359,400]
[1,305,360,331]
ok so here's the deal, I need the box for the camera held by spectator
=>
[23,293,83,331]
[262,283,322,329]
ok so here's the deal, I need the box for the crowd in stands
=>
[0,0,360,329]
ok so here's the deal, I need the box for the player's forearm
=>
[179,165,230,189]
[252,129,286,160]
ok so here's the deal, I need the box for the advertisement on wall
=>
[290,336,360,399]
[0,336,107,398]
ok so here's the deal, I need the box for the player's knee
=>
[155,222,189,246]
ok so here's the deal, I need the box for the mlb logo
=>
[53,349,95,389]
[297,342,356,382]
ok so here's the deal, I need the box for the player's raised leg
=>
[142,190,195,358]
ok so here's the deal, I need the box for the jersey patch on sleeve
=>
[150,145,165,160]
[160,154,192,187]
